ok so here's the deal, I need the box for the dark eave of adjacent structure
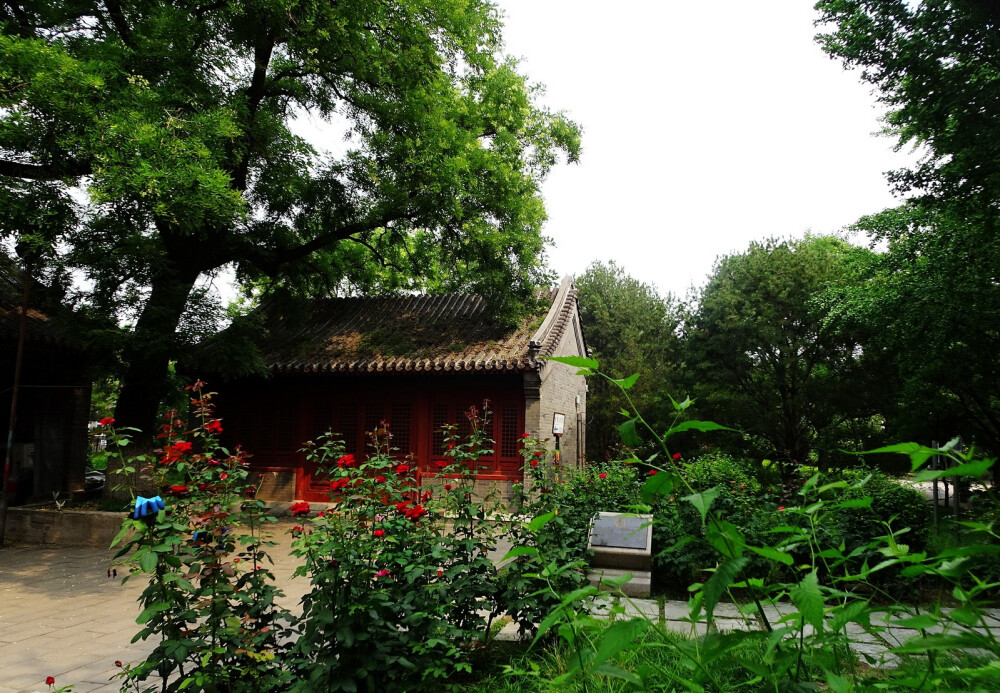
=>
[0,264,78,349]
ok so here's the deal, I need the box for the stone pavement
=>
[0,521,311,693]
[4,521,1000,693]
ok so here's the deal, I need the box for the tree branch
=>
[231,33,276,192]
[102,0,133,47]
[0,158,91,180]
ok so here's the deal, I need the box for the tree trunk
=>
[114,269,199,441]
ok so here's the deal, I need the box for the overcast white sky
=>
[495,0,915,298]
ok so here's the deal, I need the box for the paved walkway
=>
[3,521,1000,693]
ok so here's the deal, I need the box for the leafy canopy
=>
[685,236,878,467]
[0,0,580,427]
[815,0,1000,205]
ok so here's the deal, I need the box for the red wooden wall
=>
[216,373,525,501]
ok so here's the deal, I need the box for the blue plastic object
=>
[133,495,165,520]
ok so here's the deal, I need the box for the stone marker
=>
[587,511,653,597]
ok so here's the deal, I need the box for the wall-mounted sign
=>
[552,412,566,436]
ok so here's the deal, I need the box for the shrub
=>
[111,384,290,692]
[289,406,505,692]
[649,455,933,592]
[831,466,932,571]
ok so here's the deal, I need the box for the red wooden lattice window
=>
[425,397,522,480]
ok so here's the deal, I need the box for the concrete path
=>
[3,520,1000,693]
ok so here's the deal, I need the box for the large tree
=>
[823,204,1000,456]
[0,0,580,433]
[685,236,879,468]
[816,0,1000,460]
[814,0,1000,207]
[575,261,684,461]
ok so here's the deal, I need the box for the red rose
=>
[46,677,55,686]
[530,460,538,467]
[672,452,681,461]
[404,504,427,521]
[434,460,447,469]
[205,419,223,435]
[395,464,410,475]
[115,660,123,667]
[648,469,658,476]
[336,454,356,469]
[219,472,228,480]
[376,475,387,483]
[521,432,530,438]
[598,473,607,479]
[444,484,452,491]
[98,417,115,427]
[161,440,193,463]
[533,451,542,457]
[373,529,385,538]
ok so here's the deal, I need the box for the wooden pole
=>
[0,268,30,546]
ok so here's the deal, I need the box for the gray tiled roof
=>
[258,277,578,374]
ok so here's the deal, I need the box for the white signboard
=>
[552,412,566,436]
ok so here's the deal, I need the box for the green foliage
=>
[520,359,1000,692]
[822,203,1000,466]
[685,235,880,468]
[575,261,684,461]
[471,622,769,693]
[501,436,592,638]
[289,406,507,691]
[0,0,581,431]
[111,385,290,692]
[815,0,1000,206]
[815,1,1000,467]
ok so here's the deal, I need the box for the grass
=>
[458,622,772,692]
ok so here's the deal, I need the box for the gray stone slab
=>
[588,513,652,551]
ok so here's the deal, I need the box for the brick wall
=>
[523,305,588,492]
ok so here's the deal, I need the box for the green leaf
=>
[591,662,643,686]
[665,420,734,437]
[830,497,874,510]
[706,520,745,559]
[891,633,990,653]
[596,571,634,588]
[703,557,748,621]
[544,355,598,371]
[502,546,539,561]
[913,457,994,481]
[528,511,555,532]
[610,373,640,390]
[138,551,157,573]
[825,671,850,693]
[668,394,693,412]
[136,601,171,624]
[618,418,642,446]
[789,569,825,631]
[640,470,674,503]
[111,522,135,549]
[748,545,794,566]
[681,487,720,524]
[857,442,940,472]
[591,619,648,674]
[888,614,938,630]
[560,585,599,605]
